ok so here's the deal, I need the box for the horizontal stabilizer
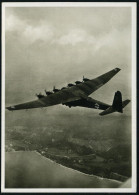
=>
[99,106,115,116]
[122,99,130,108]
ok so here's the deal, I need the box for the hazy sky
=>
[5,6,132,118]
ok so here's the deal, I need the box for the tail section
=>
[99,91,130,116]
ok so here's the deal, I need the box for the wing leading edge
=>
[71,68,121,96]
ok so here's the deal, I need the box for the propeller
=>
[83,75,89,81]
[44,89,47,95]
[53,86,55,91]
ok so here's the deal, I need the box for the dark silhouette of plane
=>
[6,68,130,116]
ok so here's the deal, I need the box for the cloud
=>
[54,29,95,46]
[5,13,54,44]
[5,14,25,32]
[94,27,131,53]
[23,24,54,43]
[5,14,95,46]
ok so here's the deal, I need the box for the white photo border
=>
[1,2,137,193]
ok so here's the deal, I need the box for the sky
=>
[5,6,132,127]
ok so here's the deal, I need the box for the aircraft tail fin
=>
[112,91,123,113]
[99,91,130,116]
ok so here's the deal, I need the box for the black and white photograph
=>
[1,2,136,193]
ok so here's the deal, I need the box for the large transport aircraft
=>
[6,68,130,116]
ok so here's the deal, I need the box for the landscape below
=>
[5,115,131,184]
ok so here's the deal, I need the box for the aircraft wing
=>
[72,68,121,97]
[6,68,120,111]
[6,94,82,111]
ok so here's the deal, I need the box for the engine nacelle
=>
[67,83,74,87]
[75,81,82,85]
